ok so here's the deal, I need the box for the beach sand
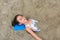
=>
[0,0,60,40]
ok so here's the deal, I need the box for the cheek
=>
[17,19,21,23]
[17,19,20,23]
[21,20,24,22]
[17,19,25,23]
[21,20,25,23]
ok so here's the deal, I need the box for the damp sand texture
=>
[0,0,60,40]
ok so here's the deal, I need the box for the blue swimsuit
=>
[13,24,26,31]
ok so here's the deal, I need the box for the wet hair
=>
[11,14,29,26]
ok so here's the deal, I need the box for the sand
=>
[0,0,60,40]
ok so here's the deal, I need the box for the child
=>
[12,14,42,40]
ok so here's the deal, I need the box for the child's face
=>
[17,16,27,24]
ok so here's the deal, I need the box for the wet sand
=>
[0,0,60,40]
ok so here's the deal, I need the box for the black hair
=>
[11,14,23,26]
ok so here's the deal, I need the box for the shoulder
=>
[13,24,26,31]
[29,19,38,22]
[14,24,25,27]
[14,24,18,27]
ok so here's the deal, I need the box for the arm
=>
[25,27,42,40]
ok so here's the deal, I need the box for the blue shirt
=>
[13,24,26,31]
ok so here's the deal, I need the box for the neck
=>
[24,20,29,25]
[24,20,31,25]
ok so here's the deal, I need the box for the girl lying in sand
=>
[12,14,42,40]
